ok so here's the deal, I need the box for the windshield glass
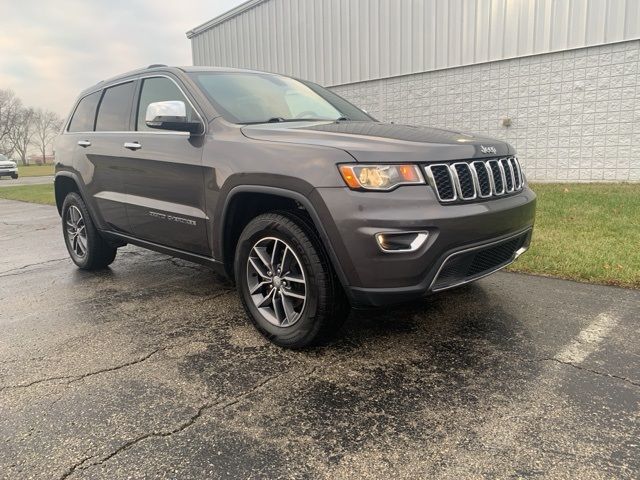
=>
[190,72,373,124]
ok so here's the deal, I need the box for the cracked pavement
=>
[1,198,639,479]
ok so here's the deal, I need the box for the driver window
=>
[136,77,195,131]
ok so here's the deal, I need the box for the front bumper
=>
[315,185,536,307]
[0,167,18,177]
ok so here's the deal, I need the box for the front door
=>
[122,75,209,256]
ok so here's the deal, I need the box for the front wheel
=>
[235,212,349,348]
[61,192,117,270]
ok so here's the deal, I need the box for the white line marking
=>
[555,312,618,364]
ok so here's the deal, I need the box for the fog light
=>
[375,231,429,253]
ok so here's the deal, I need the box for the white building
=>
[187,0,640,182]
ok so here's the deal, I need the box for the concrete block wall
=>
[331,40,640,182]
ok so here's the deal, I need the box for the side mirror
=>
[145,101,204,135]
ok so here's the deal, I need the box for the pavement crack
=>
[59,373,284,479]
[58,453,97,480]
[66,348,165,383]
[0,257,69,277]
[541,357,640,388]
[0,348,164,392]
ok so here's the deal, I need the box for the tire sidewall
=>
[235,217,323,346]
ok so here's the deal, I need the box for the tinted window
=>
[95,82,135,131]
[136,77,196,131]
[68,92,101,132]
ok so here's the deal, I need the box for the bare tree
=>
[32,109,62,164]
[0,89,22,157]
[8,107,36,165]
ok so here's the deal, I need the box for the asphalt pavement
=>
[0,198,638,479]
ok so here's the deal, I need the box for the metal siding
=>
[190,0,640,86]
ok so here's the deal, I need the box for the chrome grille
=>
[425,157,524,203]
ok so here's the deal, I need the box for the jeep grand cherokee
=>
[54,65,536,347]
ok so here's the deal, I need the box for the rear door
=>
[121,75,208,255]
[66,83,135,234]
[86,80,137,234]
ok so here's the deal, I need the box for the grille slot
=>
[452,163,476,199]
[426,164,457,202]
[487,160,505,194]
[510,157,522,189]
[500,158,515,192]
[471,161,492,197]
[431,230,530,291]
[426,157,523,203]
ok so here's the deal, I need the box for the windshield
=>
[190,71,373,124]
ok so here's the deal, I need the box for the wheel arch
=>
[54,172,83,215]
[218,185,351,290]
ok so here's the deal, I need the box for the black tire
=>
[235,211,349,348]
[61,192,117,270]
[11,174,18,179]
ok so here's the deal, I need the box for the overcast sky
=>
[0,0,245,117]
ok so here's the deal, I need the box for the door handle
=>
[77,140,91,147]
[123,142,142,151]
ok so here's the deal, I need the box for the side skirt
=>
[100,230,227,275]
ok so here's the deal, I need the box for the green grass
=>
[0,184,55,205]
[0,182,637,289]
[17,164,55,177]
[508,183,640,289]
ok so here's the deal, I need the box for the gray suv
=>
[54,65,536,347]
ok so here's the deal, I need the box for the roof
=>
[186,0,268,39]
[77,65,279,97]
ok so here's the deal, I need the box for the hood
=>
[241,121,513,163]
[0,160,16,168]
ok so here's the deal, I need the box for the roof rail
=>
[147,64,167,69]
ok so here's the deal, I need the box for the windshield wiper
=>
[244,118,337,125]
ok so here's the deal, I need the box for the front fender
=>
[215,182,358,291]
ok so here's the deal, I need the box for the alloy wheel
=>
[65,205,88,258]
[246,236,307,327]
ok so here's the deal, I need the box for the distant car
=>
[0,155,18,179]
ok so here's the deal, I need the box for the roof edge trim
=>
[186,0,268,39]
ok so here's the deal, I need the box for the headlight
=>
[338,164,425,191]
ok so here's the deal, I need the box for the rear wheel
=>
[235,212,349,348]
[61,192,117,270]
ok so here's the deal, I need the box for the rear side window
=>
[95,82,135,131]
[136,77,196,131]
[68,92,101,132]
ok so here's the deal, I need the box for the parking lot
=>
[1,198,638,479]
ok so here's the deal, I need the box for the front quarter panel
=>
[202,120,354,259]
